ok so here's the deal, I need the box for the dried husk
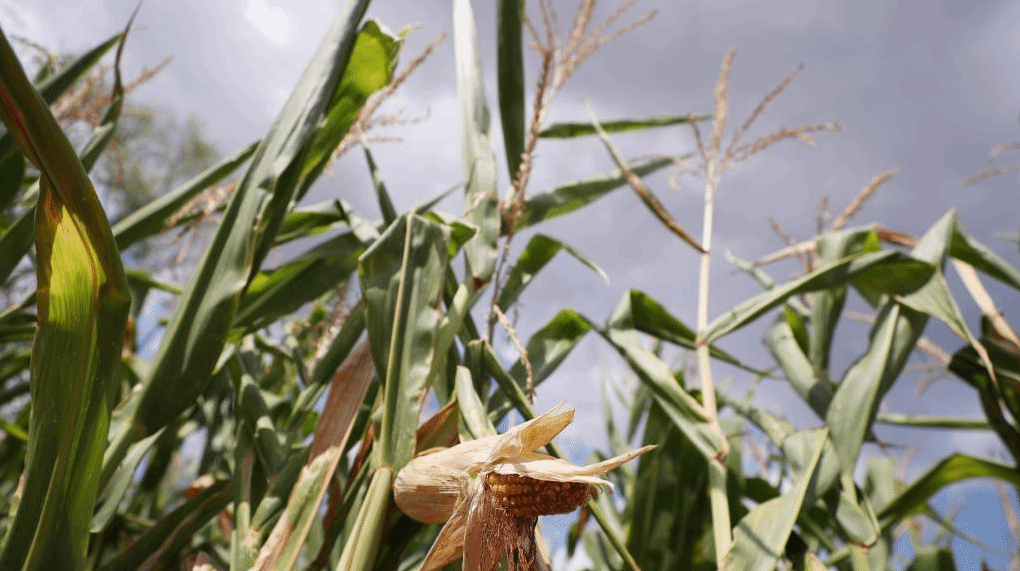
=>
[392,404,655,571]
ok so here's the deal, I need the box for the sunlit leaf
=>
[0,23,130,570]
[298,20,400,193]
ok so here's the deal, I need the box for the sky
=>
[1,0,1019,568]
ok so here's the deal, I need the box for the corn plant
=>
[569,50,1020,571]
[1,1,1017,570]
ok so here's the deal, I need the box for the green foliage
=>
[0,1,1016,570]
[0,20,130,570]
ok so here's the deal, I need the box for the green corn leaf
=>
[496,0,525,180]
[453,0,499,287]
[97,480,233,571]
[539,114,712,138]
[0,50,129,286]
[275,192,451,248]
[810,228,881,372]
[952,354,1020,457]
[0,417,26,442]
[34,33,122,108]
[828,211,992,479]
[0,207,33,286]
[877,454,1020,530]
[514,155,679,231]
[257,18,398,276]
[0,311,34,344]
[765,317,832,419]
[229,435,258,570]
[456,365,497,440]
[875,413,991,430]
[784,306,811,358]
[361,136,398,226]
[103,0,372,485]
[905,547,957,571]
[624,289,766,375]
[477,339,537,424]
[721,394,842,503]
[888,212,993,375]
[488,309,594,423]
[723,393,877,549]
[626,400,713,569]
[235,232,364,332]
[429,257,487,404]
[724,251,812,317]
[601,377,634,457]
[336,467,395,571]
[230,353,286,476]
[587,500,643,571]
[274,199,350,244]
[289,301,366,422]
[948,212,1020,290]
[296,19,400,195]
[0,120,120,287]
[0,31,122,211]
[602,293,723,460]
[123,268,181,323]
[0,21,130,571]
[701,249,934,344]
[826,297,927,475]
[862,458,897,571]
[724,429,827,571]
[0,145,23,212]
[0,348,29,387]
[496,233,608,311]
[360,214,450,470]
[251,341,374,571]
[92,420,170,530]
[949,338,1020,460]
[508,309,592,386]
[112,140,258,250]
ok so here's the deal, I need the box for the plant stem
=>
[697,50,735,562]
[697,161,732,562]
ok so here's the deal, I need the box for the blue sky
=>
[1,0,1018,568]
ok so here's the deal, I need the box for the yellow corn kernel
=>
[485,472,591,518]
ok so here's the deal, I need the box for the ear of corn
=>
[393,403,654,571]
[485,472,591,518]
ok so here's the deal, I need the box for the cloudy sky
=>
[2,0,1019,567]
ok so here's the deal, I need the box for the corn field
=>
[0,1,1018,570]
